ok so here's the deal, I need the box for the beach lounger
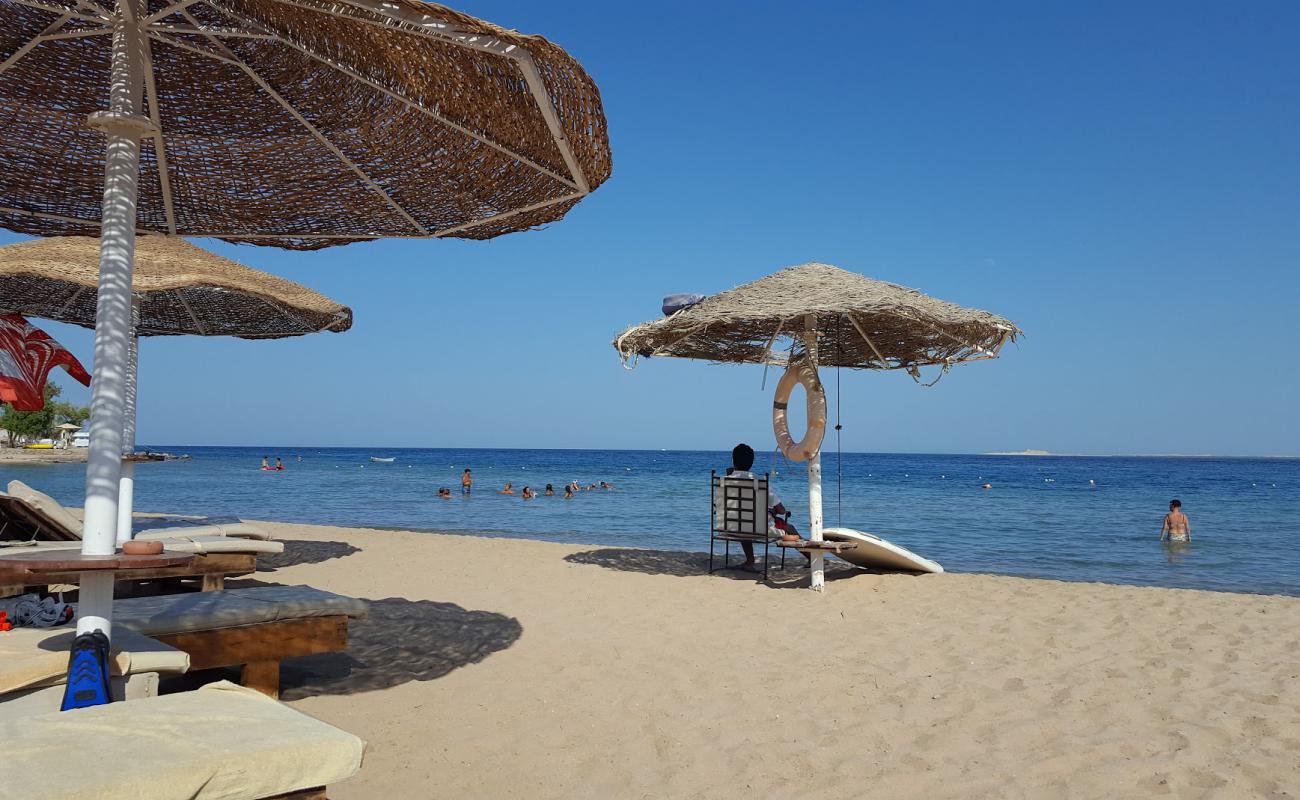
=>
[110,585,369,698]
[0,680,364,800]
[0,625,190,718]
[709,470,784,580]
[0,480,272,542]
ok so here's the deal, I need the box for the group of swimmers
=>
[260,456,285,471]
[436,469,614,501]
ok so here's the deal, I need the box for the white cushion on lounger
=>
[139,535,283,555]
[5,480,83,537]
[134,521,272,540]
[109,585,367,637]
[0,537,282,556]
[0,680,364,800]
[0,625,188,696]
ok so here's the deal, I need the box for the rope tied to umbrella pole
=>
[835,315,843,527]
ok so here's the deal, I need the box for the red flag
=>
[0,314,91,412]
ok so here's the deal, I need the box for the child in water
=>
[1160,499,1191,542]
[437,487,452,500]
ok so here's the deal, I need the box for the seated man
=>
[725,443,803,571]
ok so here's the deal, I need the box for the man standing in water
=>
[1160,499,1191,542]
[461,468,473,495]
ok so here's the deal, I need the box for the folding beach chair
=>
[709,470,784,580]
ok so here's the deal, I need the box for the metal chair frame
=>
[709,470,785,580]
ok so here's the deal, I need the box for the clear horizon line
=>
[135,444,1300,459]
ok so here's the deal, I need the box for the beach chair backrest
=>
[711,471,769,537]
[4,481,80,540]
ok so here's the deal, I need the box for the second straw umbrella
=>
[0,235,352,541]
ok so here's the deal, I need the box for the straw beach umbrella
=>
[0,0,609,638]
[0,234,352,541]
[0,236,352,339]
[615,263,1021,590]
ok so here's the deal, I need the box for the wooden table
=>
[1,549,253,598]
[0,549,195,585]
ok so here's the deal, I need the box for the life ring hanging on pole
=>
[772,358,827,462]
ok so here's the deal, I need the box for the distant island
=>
[985,449,1052,456]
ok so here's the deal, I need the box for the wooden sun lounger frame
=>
[0,553,256,598]
[152,615,350,699]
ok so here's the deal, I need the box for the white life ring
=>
[772,360,827,462]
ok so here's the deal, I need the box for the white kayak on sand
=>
[822,527,944,574]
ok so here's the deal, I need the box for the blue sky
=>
[8,0,1298,455]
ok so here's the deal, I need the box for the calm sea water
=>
[4,447,1297,596]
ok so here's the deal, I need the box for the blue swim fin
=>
[60,630,113,711]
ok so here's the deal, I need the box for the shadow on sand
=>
[564,547,862,587]
[257,539,362,571]
[277,597,522,700]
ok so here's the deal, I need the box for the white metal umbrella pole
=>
[78,0,152,638]
[116,320,138,546]
[803,314,825,592]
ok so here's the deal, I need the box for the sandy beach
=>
[225,521,1300,799]
[0,448,86,464]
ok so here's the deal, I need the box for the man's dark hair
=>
[1170,499,1181,508]
[732,443,755,471]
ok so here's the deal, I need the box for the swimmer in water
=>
[500,483,514,495]
[437,487,452,500]
[544,484,555,496]
[1160,499,1191,542]
[522,486,536,500]
[261,456,269,470]
[564,485,575,499]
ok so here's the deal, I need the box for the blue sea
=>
[4,447,1297,596]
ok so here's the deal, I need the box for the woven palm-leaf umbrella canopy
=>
[0,236,352,338]
[614,263,1021,591]
[615,263,1019,371]
[0,234,352,545]
[0,0,611,247]
[2,0,608,640]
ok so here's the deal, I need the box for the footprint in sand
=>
[1186,769,1228,790]
[1137,773,1174,795]
[1167,731,1191,752]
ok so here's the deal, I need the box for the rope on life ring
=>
[772,358,827,462]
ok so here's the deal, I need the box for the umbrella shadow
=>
[565,547,709,577]
[256,540,362,571]
[276,597,522,700]
[564,547,862,586]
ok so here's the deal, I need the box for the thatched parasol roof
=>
[0,0,611,250]
[614,263,1021,372]
[0,236,351,338]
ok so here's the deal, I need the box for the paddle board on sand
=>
[822,527,944,574]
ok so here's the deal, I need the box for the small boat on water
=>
[369,457,396,463]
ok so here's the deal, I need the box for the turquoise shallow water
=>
[3,447,1297,596]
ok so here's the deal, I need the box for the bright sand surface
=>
[248,522,1300,799]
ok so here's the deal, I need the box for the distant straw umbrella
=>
[0,235,352,541]
[0,0,609,639]
[615,263,1021,591]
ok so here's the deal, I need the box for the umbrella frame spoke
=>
[159,13,432,235]
[204,0,583,192]
[248,0,591,193]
